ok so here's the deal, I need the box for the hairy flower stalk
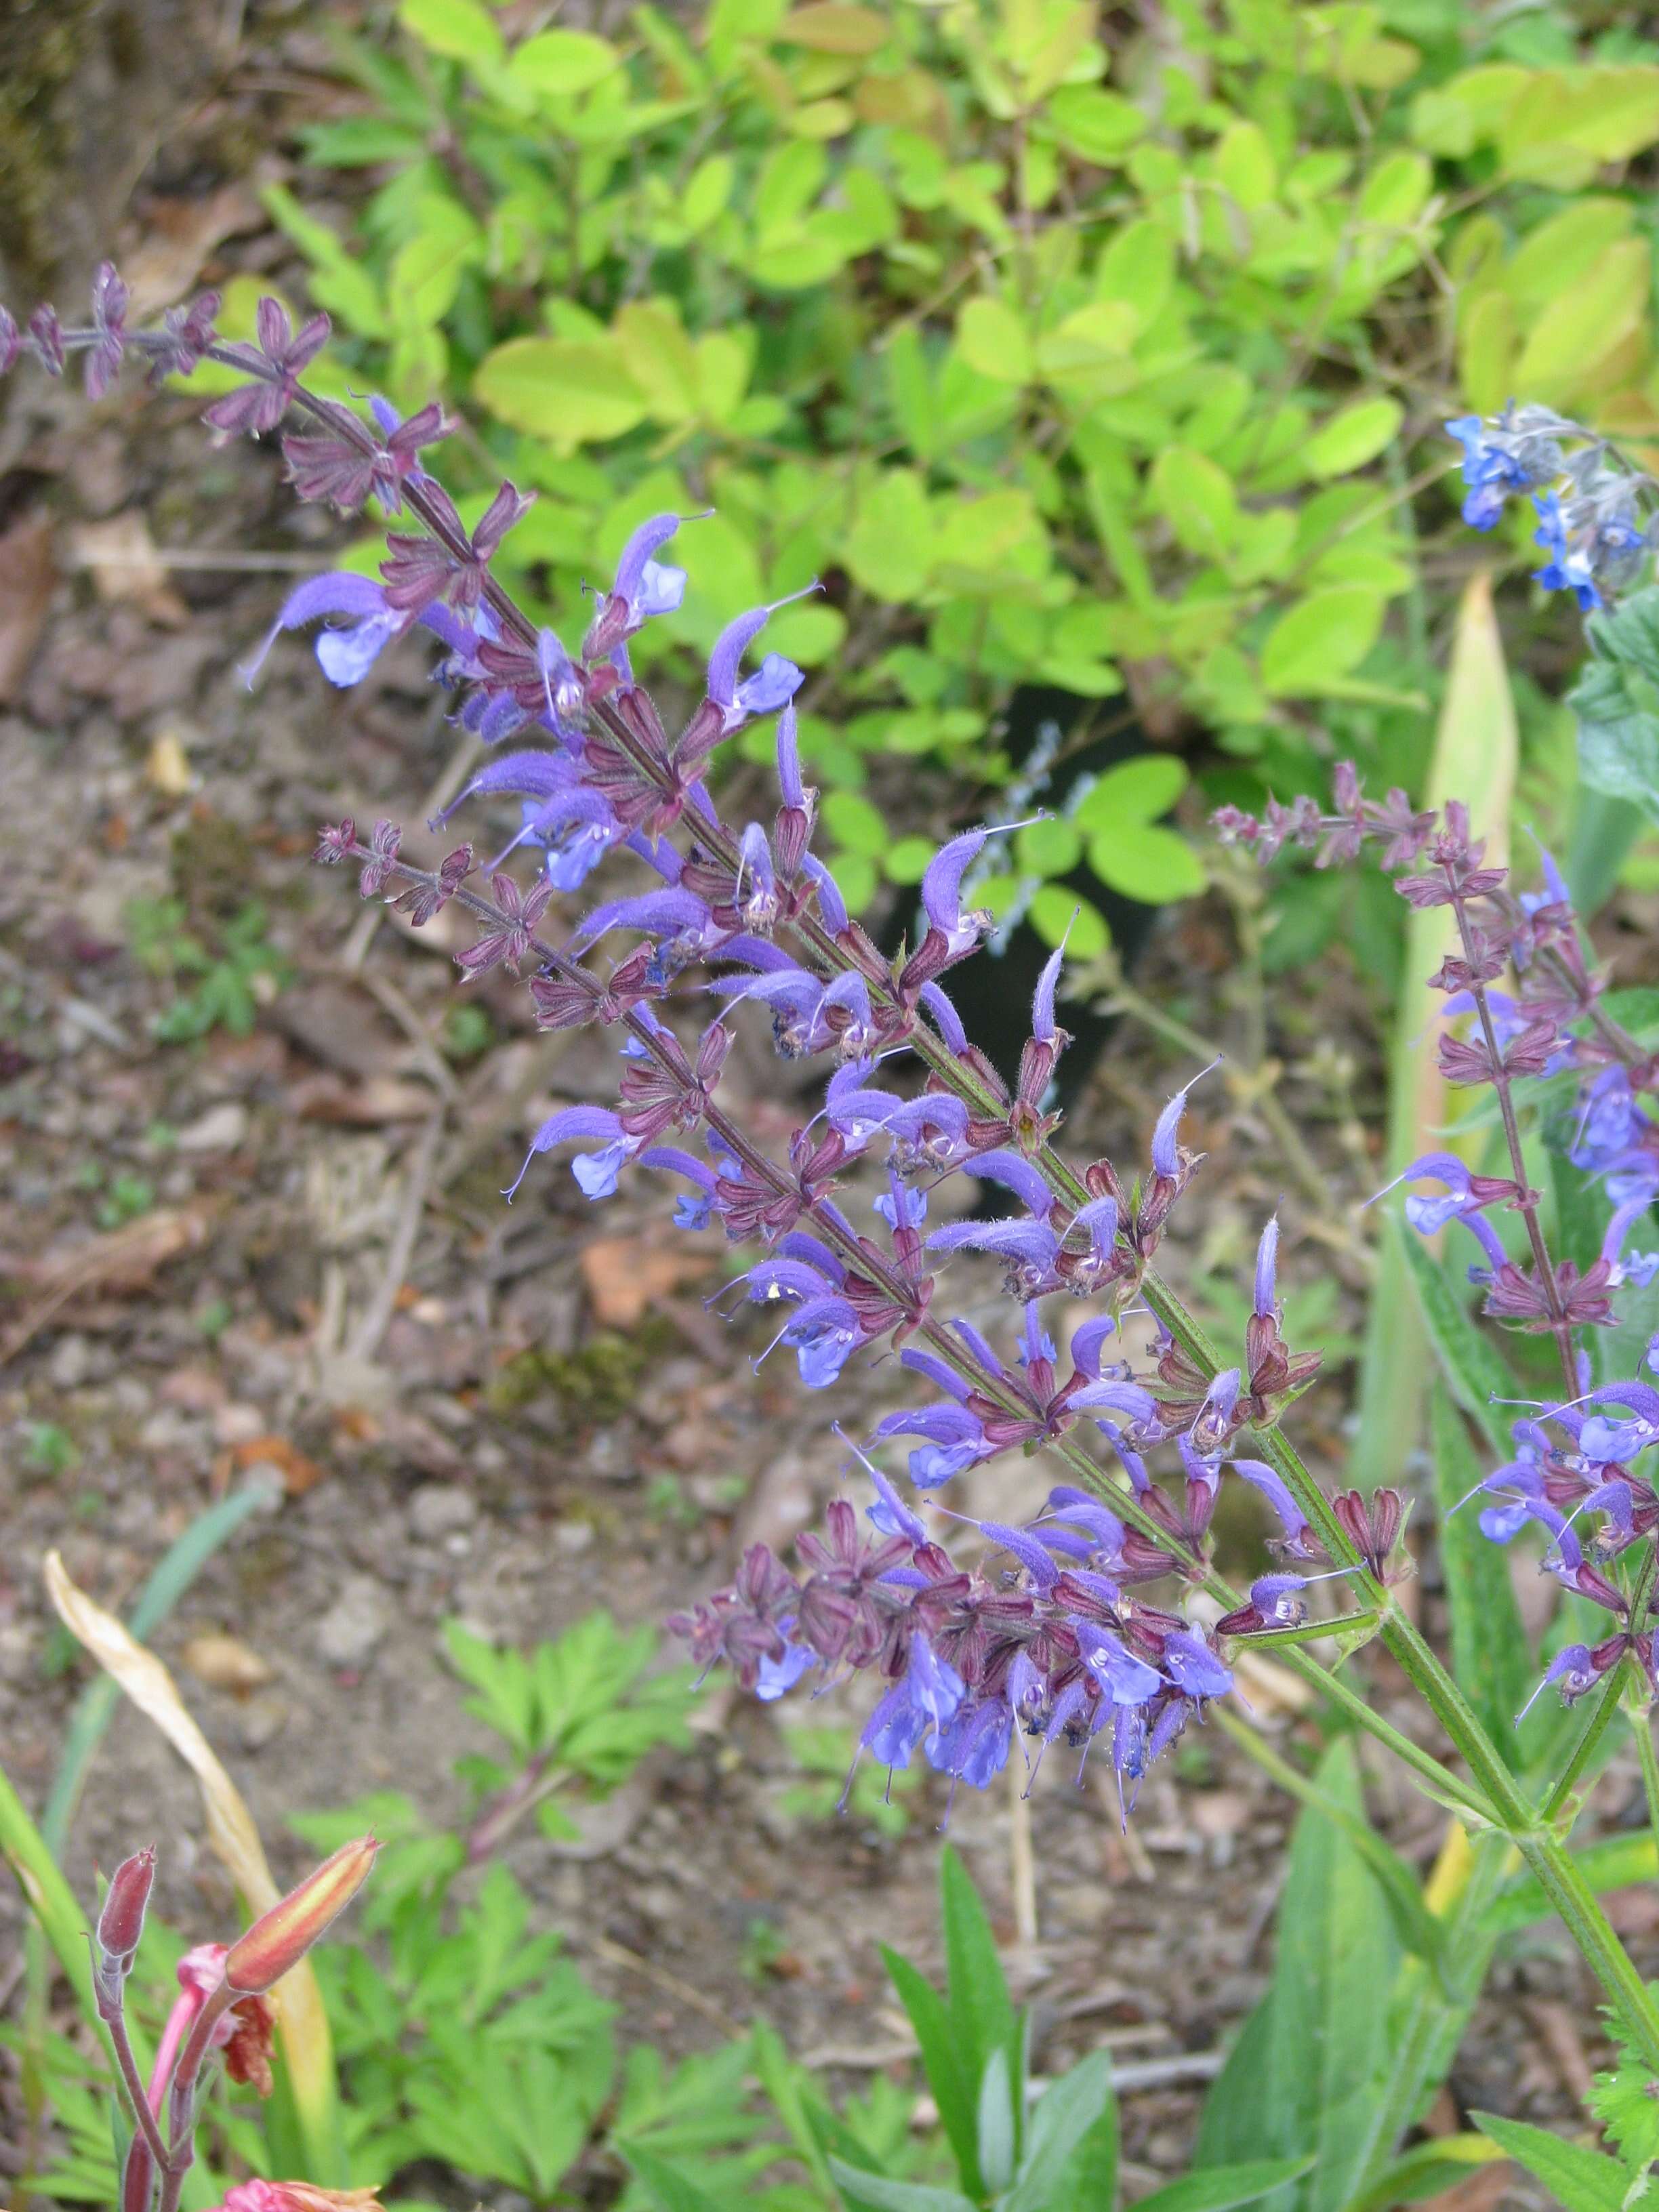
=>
[83,1839,376,2212]
[17,274,1659,2063]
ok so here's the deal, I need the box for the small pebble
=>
[315,1574,392,1669]
[408,1482,478,1542]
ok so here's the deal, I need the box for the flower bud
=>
[97,1846,155,1966]
[223,1837,377,1995]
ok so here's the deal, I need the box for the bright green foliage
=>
[1470,2111,1633,2209]
[232,0,1659,935]
[1588,1993,1659,2173]
[778,1722,919,1838]
[1196,1740,1404,2212]
[125,898,292,1044]
[440,1610,701,1833]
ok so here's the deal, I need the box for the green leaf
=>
[473,337,646,445]
[1088,823,1206,903]
[510,27,620,94]
[1303,399,1404,480]
[827,2163,977,2212]
[683,154,735,232]
[623,2146,726,2212]
[998,2052,1115,2212]
[940,1846,1018,2096]
[821,791,888,858]
[1469,2112,1629,2211]
[1046,84,1146,162]
[1572,586,1659,827]
[1015,818,1082,878]
[956,298,1034,385]
[1195,1741,1404,2212]
[1029,888,1109,956]
[398,0,505,64]
[1399,1235,1513,1458]
[1134,2156,1315,2212]
[1074,755,1188,828]
[846,470,935,600]
[1430,1384,1542,1771]
[977,2048,1017,2198]
[880,1944,979,2194]
[1259,589,1385,697]
[1151,446,1238,562]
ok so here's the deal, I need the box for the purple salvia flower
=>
[203,297,330,437]
[1150,1059,1219,1179]
[28,305,65,376]
[85,262,129,399]
[1254,1216,1279,1318]
[244,572,401,689]
[705,590,815,733]
[507,1105,634,1202]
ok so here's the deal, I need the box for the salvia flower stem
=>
[364,834,1498,1819]
[17,283,1659,2057]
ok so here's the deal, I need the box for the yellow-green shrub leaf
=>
[1088,822,1206,903]
[474,337,646,445]
[1151,446,1238,562]
[1094,219,1174,327]
[845,470,935,600]
[510,28,619,95]
[1457,291,1517,417]
[821,790,888,857]
[1075,755,1187,829]
[1303,398,1404,480]
[683,155,735,233]
[398,0,504,64]
[776,3,889,52]
[956,297,1035,384]
[1046,85,1145,163]
[1016,818,1083,878]
[1031,886,1109,954]
[764,602,846,665]
[1260,588,1387,696]
[1036,302,1138,380]
[1408,65,1528,157]
[1512,237,1649,404]
[1359,150,1431,228]
[613,300,700,423]
[885,837,935,886]
[386,222,478,328]
[1214,119,1276,209]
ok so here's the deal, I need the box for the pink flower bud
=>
[223,1837,377,1994]
[97,1846,155,1964]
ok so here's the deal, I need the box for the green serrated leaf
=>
[1470,2111,1628,2211]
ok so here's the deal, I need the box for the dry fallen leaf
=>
[0,516,56,703]
[68,512,188,625]
[230,1433,327,1497]
[182,1633,276,1694]
[123,182,265,317]
[579,1235,712,1328]
[0,1205,214,1364]
[43,1554,337,2103]
[289,1073,438,1125]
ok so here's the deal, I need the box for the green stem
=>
[1514,1832,1659,2070]
[1633,1701,1659,1850]
[1541,1670,1627,1825]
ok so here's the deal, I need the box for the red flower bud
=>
[97,1846,155,1965]
[223,1837,377,1994]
